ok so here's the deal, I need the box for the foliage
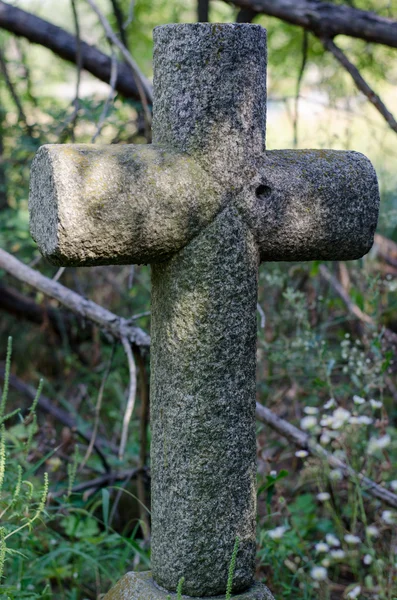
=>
[0,0,396,599]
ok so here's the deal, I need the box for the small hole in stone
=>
[256,184,272,199]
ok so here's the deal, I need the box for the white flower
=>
[353,395,366,405]
[329,469,343,482]
[368,434,391,455]
[310,566,327,581]
[326,534,340,547]
[330,549,345,560]
[381,510,395,525]
[347,585,361,599]
[270,470,277,477]
[304,406,319,415]
[315,542,329,553]
[324,398,336,409]
[366,525,379,538]
[363,554,373,565]
[370,399,383,409]
[300,416,317,430]
[344,534,361,545]
[356,415,373,425]
[320,432,331,445]
[331,407,351,429]
[320,415,333,427]
[390,480,397,491]
[321,558,330,567]
[295,450,309,458]
[317,492,330,502]
[267,526,287,540]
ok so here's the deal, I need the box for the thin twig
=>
[119,337,137,460]
[80,345,115,471]
[85,0,152,139]
[51,466,146,498]
[0,369,115,467]
[321,37,397,135]
[92,47,118,142]
[0,45,31,134]
[52,267,66,282]
[109,0,129,49]
[319,264,373,326]
[293,30,308,148]
[255,402,397,509]
[0,248,150,349]
[70,0,83,140]
[136,350,150,540]
[123,0,135,29]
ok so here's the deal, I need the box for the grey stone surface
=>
[151,204,258,595]
[28,21,380,600]
[103,572,274,600]
[249,149,379,261]
[29,144,222,266]
[153,23,267,186]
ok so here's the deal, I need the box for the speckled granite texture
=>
[151,204,258,595]
[103,572,275,600]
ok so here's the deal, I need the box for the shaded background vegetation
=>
[0,0,396,598]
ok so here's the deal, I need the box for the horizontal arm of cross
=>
[29,144,379,266]
[29,143,222,266]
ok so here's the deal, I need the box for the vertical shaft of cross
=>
[150,24,267,596]
[151,205,259,596]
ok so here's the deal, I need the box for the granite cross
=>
[29,23,379,600]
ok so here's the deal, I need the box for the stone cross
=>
[29,23,379,600]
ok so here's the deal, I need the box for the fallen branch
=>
[319,263,397,348]
[321,37,397,135]
[51,466,148,498]
[374,233,397,269]
[0,248,150,349]
[0,0,150,104]
[225,0,397,49]
[0,369,117,462]
[85,0,152,135]
[255,402,397,510]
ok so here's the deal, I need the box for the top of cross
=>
[29,23,379,267]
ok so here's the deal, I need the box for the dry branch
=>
[0,369,117,462]
[0,248,150,349]
[0,0,149,104]
[321,37,397,135]
[225,0,397,49]
[319,263,397,348]
[255,402,397,509]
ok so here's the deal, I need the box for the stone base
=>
[103,572,275,600]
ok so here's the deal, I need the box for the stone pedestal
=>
[103,572,275,600]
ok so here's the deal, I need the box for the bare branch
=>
[198,0,210,22]
[0,44,31,133]
[0,1,150,104]
[321,37,397,135]
[224,0,397,49]
[319,264,374,326]
[255,402,397,509]
[70,0,83,140]
[80,344,115,471]
[0,369,116,464]
[85,0,152,139]
[0,248,150,349]
[92,48,118,142]
[136,351,150,540]
[119,337,137,460]
[51,466,146,498]
[293,30,308,148]
[109,0,129,50]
